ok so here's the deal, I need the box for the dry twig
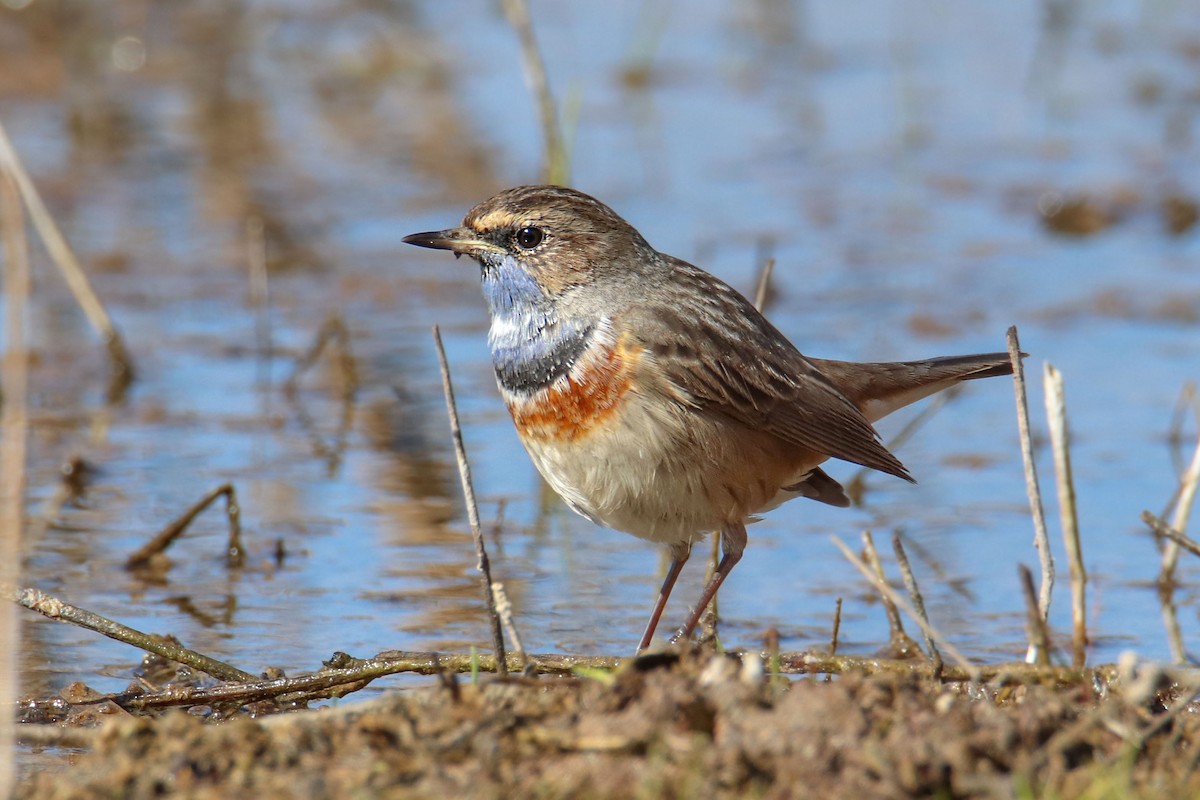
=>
[0,118,133,399]
[829,597,843,656]
[1044,363,1087,668]
[13,587,254,683]
[833,536,979,679]
[1159,431,1200,578]
[125,483,245,569]
[861,531,907,642]
[1008,326,1054,664]
[492,582,528,672]
[1154,431,1200,663]
[1019,564,1053,666]
[433,325,510,676]
[1143,511,1200,560]
[893,533,942,676]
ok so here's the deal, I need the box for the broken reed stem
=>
[1008,327,1055,660]
[764,627,782,688]
[892,534,942,676]
[1043,363,1087,669]
[1158,582,1187,666]
[124,483,244,569]
[833,536,979,680]
[491,582,528,672]
[500,0,568,185]
[12,587,254,683]
[0,166,30,800]
[432,325,509,676]
[1143,510,1200,560]
[861,531,905,638]
[753,257,775,312]
[0,118,134,397]
[829,598,842,656]
[1161,430,1200,578]
[1155,431,1200,664]
[110,666,380,712]
[11,582,1126,718]
[24,645,1124,718]
[1019,564,1052,666]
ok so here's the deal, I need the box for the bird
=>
[403,185,1015,653]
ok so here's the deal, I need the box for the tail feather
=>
[810,352,1016,423]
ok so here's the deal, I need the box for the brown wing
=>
[624,255,914,482]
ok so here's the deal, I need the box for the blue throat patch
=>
[481,258,593,395]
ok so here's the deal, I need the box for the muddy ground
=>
[17,650,1200,799]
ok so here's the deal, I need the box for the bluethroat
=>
[404,185,1014,653]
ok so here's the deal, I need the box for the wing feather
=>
[625,256,914,482]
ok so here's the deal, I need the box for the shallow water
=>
[3,0,1199,724]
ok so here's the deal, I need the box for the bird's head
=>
[403,185,655,299]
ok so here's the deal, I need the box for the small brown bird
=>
[405,185,1014,652]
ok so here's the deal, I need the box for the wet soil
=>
[18,651,1200,799]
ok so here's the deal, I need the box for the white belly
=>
[516,389,810,546]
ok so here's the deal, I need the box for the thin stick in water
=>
[1143,510,1200,560]
[1159,430,1200,578]
[433,325,509,676]
[1008,326,1054,663]
[1018,564,1052,666]
[0,118,134,398]
[861,531,905,639]
[1154,431,1200,664]
[125,483,245,569]
[491,582,528,672]
[827,597,843,682]
[833,536,979,680]
[892,533,942,677]
[12,587,254,683]
[1043,362,1087,668]
[829,598,842,657]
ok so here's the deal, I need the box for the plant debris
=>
[17,651,1200,799]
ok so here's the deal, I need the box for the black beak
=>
[402,226,500,259]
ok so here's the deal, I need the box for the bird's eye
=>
[514,226,544,250]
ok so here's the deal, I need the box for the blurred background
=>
[1,0,1198,707]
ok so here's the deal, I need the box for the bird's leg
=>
[636,542,692,654]
[669,522,746,645]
